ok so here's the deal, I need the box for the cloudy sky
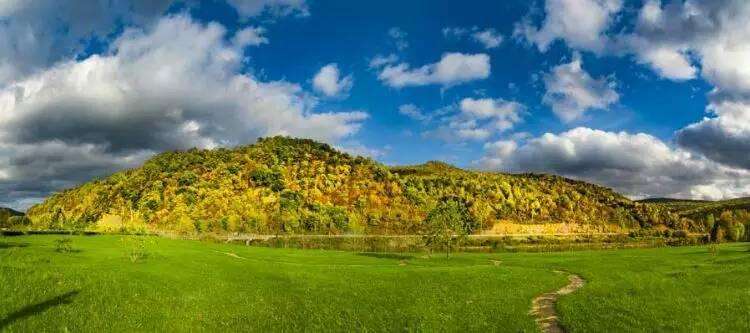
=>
[1,0,750,209]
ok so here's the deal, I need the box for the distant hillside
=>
[24,136,710,235]
[641,197,750,218]
[640,198,750,241]
[0,207,24,228]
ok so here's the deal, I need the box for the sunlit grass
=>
[0,236,748,332]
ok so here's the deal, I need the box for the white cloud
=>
[459,98,523,132]
[226,0,309,18]
[312,63,353,97]
[443,27,503,49]
[425,98,525,142]
[479,127,750,200]
[369,54,399,69]
[630,43,696,81]
[542,54,619,122]
[515,0,622,53]
[0,14,367,208]
[612,1,750,171]
[398,104,430,122]
[612,1,750,92]
[378,53,491,88]
[0,0,174,85]
[335,142,389,159]
[472,29,504,49]
[232,26,269,47]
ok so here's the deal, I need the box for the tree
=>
[422,196,478,257]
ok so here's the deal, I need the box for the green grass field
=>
[1,236,748,332]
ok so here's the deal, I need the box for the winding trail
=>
[212,250,247,260]
[530,271,585,333]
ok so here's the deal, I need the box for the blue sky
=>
[1,0,750,209]
[195,0,708,164]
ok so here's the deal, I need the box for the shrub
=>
[708,243,719,257]
[121,236,150,263]
[54,238,74,253]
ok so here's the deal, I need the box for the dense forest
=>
[637,198,750,242]
[18,137,748,239]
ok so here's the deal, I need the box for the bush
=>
[121,236,150,263]
[54,238,74,253]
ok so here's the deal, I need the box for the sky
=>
[2,0,750,210]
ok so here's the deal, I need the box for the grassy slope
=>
[2,236,749,332]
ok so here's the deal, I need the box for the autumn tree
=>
[423,196,478,257]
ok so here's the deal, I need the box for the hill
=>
[0,207,25,228]
[639,197,750,241]
[22,136,719,235]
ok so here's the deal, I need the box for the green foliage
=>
[250,167,284,192]
[423,196,477,257]
[121,236,150,263]
[54,237,74,253]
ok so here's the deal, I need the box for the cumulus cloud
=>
[542,54,619,122]
[443,27,503,49]
[515,0,622,53]
[425,98,524,142]
[0,14,367,209]
[312,63,353,97]
[226,0,309,18]
[611,1,750,170]
[479,127,750,200]
[619,0,750,88]
[676,100,750,170]
[376,53,491,88]
[0,0,175,85]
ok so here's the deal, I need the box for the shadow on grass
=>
[357,252,414,260]
[0,290,79,329]
[0,242,28,250]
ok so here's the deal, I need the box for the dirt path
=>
[530,271,585,333]
[212,250,247,260]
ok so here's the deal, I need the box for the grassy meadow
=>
[1,235,748,332]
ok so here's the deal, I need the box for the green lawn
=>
[0,236,748,332]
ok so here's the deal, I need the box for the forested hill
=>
[25,136,695,235]
[0,207,25,229]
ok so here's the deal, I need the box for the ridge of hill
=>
[23,136,716,235]
[640,197,750,219]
